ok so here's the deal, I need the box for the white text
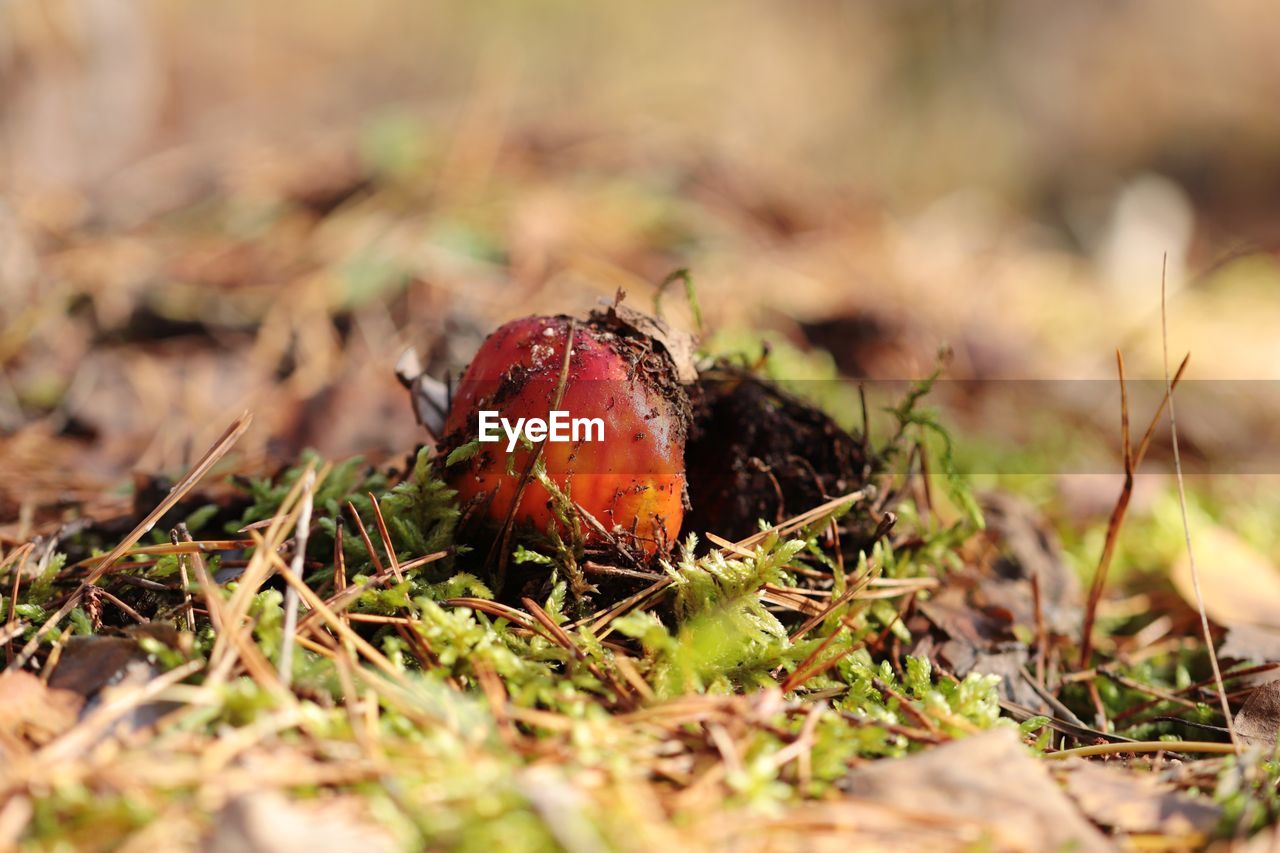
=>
[478,410,605,453]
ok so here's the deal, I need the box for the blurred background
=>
[5,0,1280,538]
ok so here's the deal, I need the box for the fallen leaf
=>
[49,634,180,731]
[918,585,1012,650]
[1060,762,1220,837]
[964,647,1050,714]
[917,580,1055,714]
[605,303,699,383]
[839,728,1113,852]
[1234,680,1280,748]
[48,636,153,699]
[979,492,1082,636]
[917,494,1083,717]
[0,670,84,754]
[737,797,988,852]
[202,792,396,853]
[1171,524,1280,630]
[1220,624,1280,670]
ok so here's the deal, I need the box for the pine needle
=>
[278,468,316,687]
[1161,254,1240,753]
[6,412,253,672]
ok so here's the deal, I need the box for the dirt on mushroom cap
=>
[440,309,692,561]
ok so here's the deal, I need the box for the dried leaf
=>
[919,586,1012,650]
[979,492,1082,635]
[0,671,84,752]
[1234,680,1280,748]
[739,798,988,851]
[49,636,153,699]
[48,634,181,733]
[965,647,1048,714]
[1171,524,1280,630]
[840,729,1112,852]
[1060,762,1220,837]
[202,792,396,853]
[603,303,698,383]
[1220,624,1280,666]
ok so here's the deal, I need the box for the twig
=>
[1114,662,1280,725]
[1000,699,1134,746]
[1160,256,1240,752]
[1099,670,1200,713]
[98,589,147,624]
[1031,571,1046,688]
[581,561,663,581]
[1045,740,1237,760]
[1019,669,1089,728]
[278,468,316,687]
[1079,354,1189,668]
[4,546,27,664]
[170,530,197,633]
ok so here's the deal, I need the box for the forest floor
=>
[3,120,1280,851]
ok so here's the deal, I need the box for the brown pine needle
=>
[1161,256,1240,752]
[333,515,348,623]
[367,491,403,582]
[346,501,387,577]
[1079,355,1189,668]
[176,523,226,645]
[268,548,410,690]
[6,412,253,672]
[88,413,253,586]
[210,459,323,674]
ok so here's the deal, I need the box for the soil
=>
[684,366,878,549]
